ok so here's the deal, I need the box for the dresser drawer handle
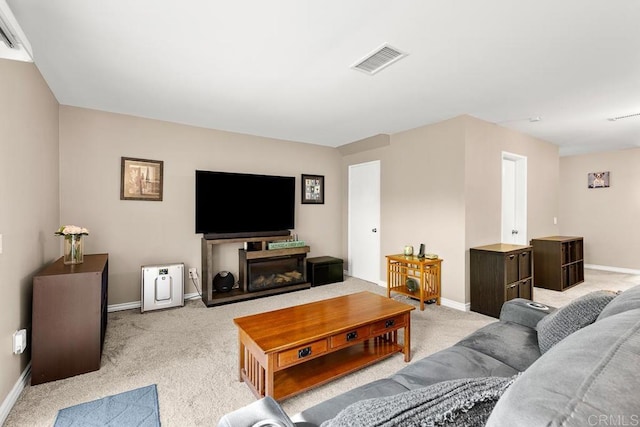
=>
[509,254,515,259]
[346,331,358,341]
[385,319,395,328]
[298,347,312,359]
[509,283,517,288]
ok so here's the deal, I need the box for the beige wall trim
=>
[108,301,141,313]
[440,298,470,312]
[107,293,201,313]
[585,264,640,275]
[0,363,30,426]
[379,281,469,312]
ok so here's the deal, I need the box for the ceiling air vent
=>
[608,112,640,122]
[0,14,17,48]
[351,44,408,75]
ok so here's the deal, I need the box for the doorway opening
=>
[501,152,527,245]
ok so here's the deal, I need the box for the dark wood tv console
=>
[201,234,311,307]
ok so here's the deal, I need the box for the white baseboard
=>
[585,264,640,275]
[376,281,469,312]
[107,292,201,312]
[0,362,30,426]
[440,298,470,312]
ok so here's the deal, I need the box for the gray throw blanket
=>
[320,375,519,427]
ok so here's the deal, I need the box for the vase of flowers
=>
[55,225,89,265]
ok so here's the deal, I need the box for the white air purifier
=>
[141,263,184,313]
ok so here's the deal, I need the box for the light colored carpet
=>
[5,270,638,426]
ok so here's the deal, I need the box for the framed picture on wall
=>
[301,174,324,204]
[120,157,164,201]
[587,171,610,189]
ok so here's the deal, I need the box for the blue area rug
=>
[54,384,160,427]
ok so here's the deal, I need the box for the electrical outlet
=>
[188,268,197,279]
[13,329,27,355]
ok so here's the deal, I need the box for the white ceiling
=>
[5,0,640,156]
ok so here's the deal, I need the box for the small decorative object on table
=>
[406,277,419,293]
[403,245,414,256]
[55,225,89,265]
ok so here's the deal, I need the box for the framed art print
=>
[301,174,324,204]
[121,157,164,201]
[587,171,609,189]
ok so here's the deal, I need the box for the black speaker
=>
[213,271,235,292]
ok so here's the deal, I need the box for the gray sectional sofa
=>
[219,285,640,426]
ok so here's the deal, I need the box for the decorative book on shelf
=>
[267,240,306,250]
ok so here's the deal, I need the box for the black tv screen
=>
[195,170,295,236]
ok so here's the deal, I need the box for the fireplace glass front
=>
[247,255,306,292]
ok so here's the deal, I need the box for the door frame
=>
[347,160,381,284]
[501,151,527,245]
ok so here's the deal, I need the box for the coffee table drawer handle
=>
[346,331,358,341]
[385,319,395,328]
[298,347,312,359]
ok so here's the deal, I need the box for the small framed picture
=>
[120,157,164,201]
[301,174,324,204]
[587,171,610,189]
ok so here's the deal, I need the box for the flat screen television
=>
[195,170,295,237]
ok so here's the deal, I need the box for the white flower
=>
[55,225,90,236]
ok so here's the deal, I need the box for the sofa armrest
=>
[218,397,298,427]
[500,298,556,329]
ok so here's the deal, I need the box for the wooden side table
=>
[386,254,442,310]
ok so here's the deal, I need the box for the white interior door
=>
[502,152,527,245]
[348,161,381,284]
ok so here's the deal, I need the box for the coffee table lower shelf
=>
[242,338,404,401]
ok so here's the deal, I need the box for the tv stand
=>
[201,234,311,307]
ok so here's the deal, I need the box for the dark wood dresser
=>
[470,244,532,318]
[31,254,108,385]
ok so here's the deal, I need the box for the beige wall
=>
[464,116,560,299]
[341,115,560,306]
[560,149,640,269]
[386,118,467,303]
[0,60,59,415]
[59,106,343,305]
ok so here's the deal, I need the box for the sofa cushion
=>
[391,346,518,390]
[319,375,519,427]
[486,308,640,427]
[455,321,541,371]
[537,290,616,354]
[598,284,640,320]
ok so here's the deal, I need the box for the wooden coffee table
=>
[233,291,414,400]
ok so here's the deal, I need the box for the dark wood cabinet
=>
[470,244,533,318]
[307,256,344,287]
[530,236,584,291]
[31,254,108,385]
